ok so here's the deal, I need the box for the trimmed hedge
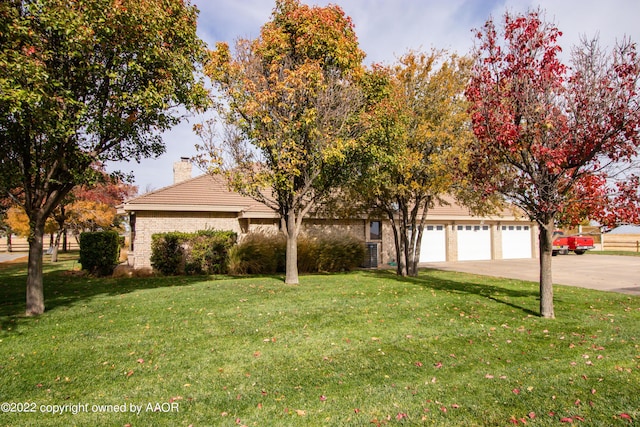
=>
[228,230,366,275]
[79,231,121,277]
[151,230,237,276]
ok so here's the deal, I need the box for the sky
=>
[108,0,640,194]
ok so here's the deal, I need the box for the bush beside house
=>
[228,231,366,275]
[151,230,237,276]
[150,229,366,276]
[79,231,121,277]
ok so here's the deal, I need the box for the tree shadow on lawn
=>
[366,268,540,317]
[0,260,217,334]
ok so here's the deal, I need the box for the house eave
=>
[118,203,279,219]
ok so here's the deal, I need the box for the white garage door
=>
[501,225,532,259]
[420,225,446,262]
[457,225,491,261]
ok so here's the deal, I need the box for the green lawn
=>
[589,250,640,257]
[0,255,638,426]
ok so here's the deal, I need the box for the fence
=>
[602,233,640,253]
[2,235,80,253]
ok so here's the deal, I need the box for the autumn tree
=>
[52,172,137,260]
[350,52,474,277]
[202,0,365,284]
[0,0,207,315]
[466,10,640,318]
[4,173,135,262]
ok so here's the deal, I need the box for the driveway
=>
[0,253,28,263]
[422,254,640,296]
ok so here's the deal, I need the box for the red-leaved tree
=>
[465,9,640,318]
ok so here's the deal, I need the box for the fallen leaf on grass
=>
[620,413,633,422]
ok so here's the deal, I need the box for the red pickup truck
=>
[552,231,595,256]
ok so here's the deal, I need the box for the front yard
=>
[0,255,638,426]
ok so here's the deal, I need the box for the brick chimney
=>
[173,157,192,184]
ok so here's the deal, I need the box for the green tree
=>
[202,0,365,284]
[355,51,475,277]
[0,0,207,315]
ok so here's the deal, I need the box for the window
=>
[370,221,382,241]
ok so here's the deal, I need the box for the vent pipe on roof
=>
[173,157,192,184]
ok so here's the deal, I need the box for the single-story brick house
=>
[118,159,538,269]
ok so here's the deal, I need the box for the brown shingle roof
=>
[119,174,527,222]
[119,174,276,218]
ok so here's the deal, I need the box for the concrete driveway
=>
[0,253,28,263]
[422,254,640,296]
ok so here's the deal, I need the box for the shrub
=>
[151,230,237,276]
[150,232,184,276]
[79,231,121,277]
[228,230,366,275]
[228,232,285,275]
[184,230,236,275]
[316,231,367,272]
[299,230,366,273]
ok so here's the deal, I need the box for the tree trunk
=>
[407,223,424,277]
[26,222,46,316]
[284,210,299,285]
[390,220,406,277]
[51,231,62,263]
[538,218,555,318]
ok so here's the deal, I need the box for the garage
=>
[420,224,446,262]
[501,225,532,259]
[457,225,491,261]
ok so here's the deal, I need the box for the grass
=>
[0,254,638,426]
[589,250,640,257]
